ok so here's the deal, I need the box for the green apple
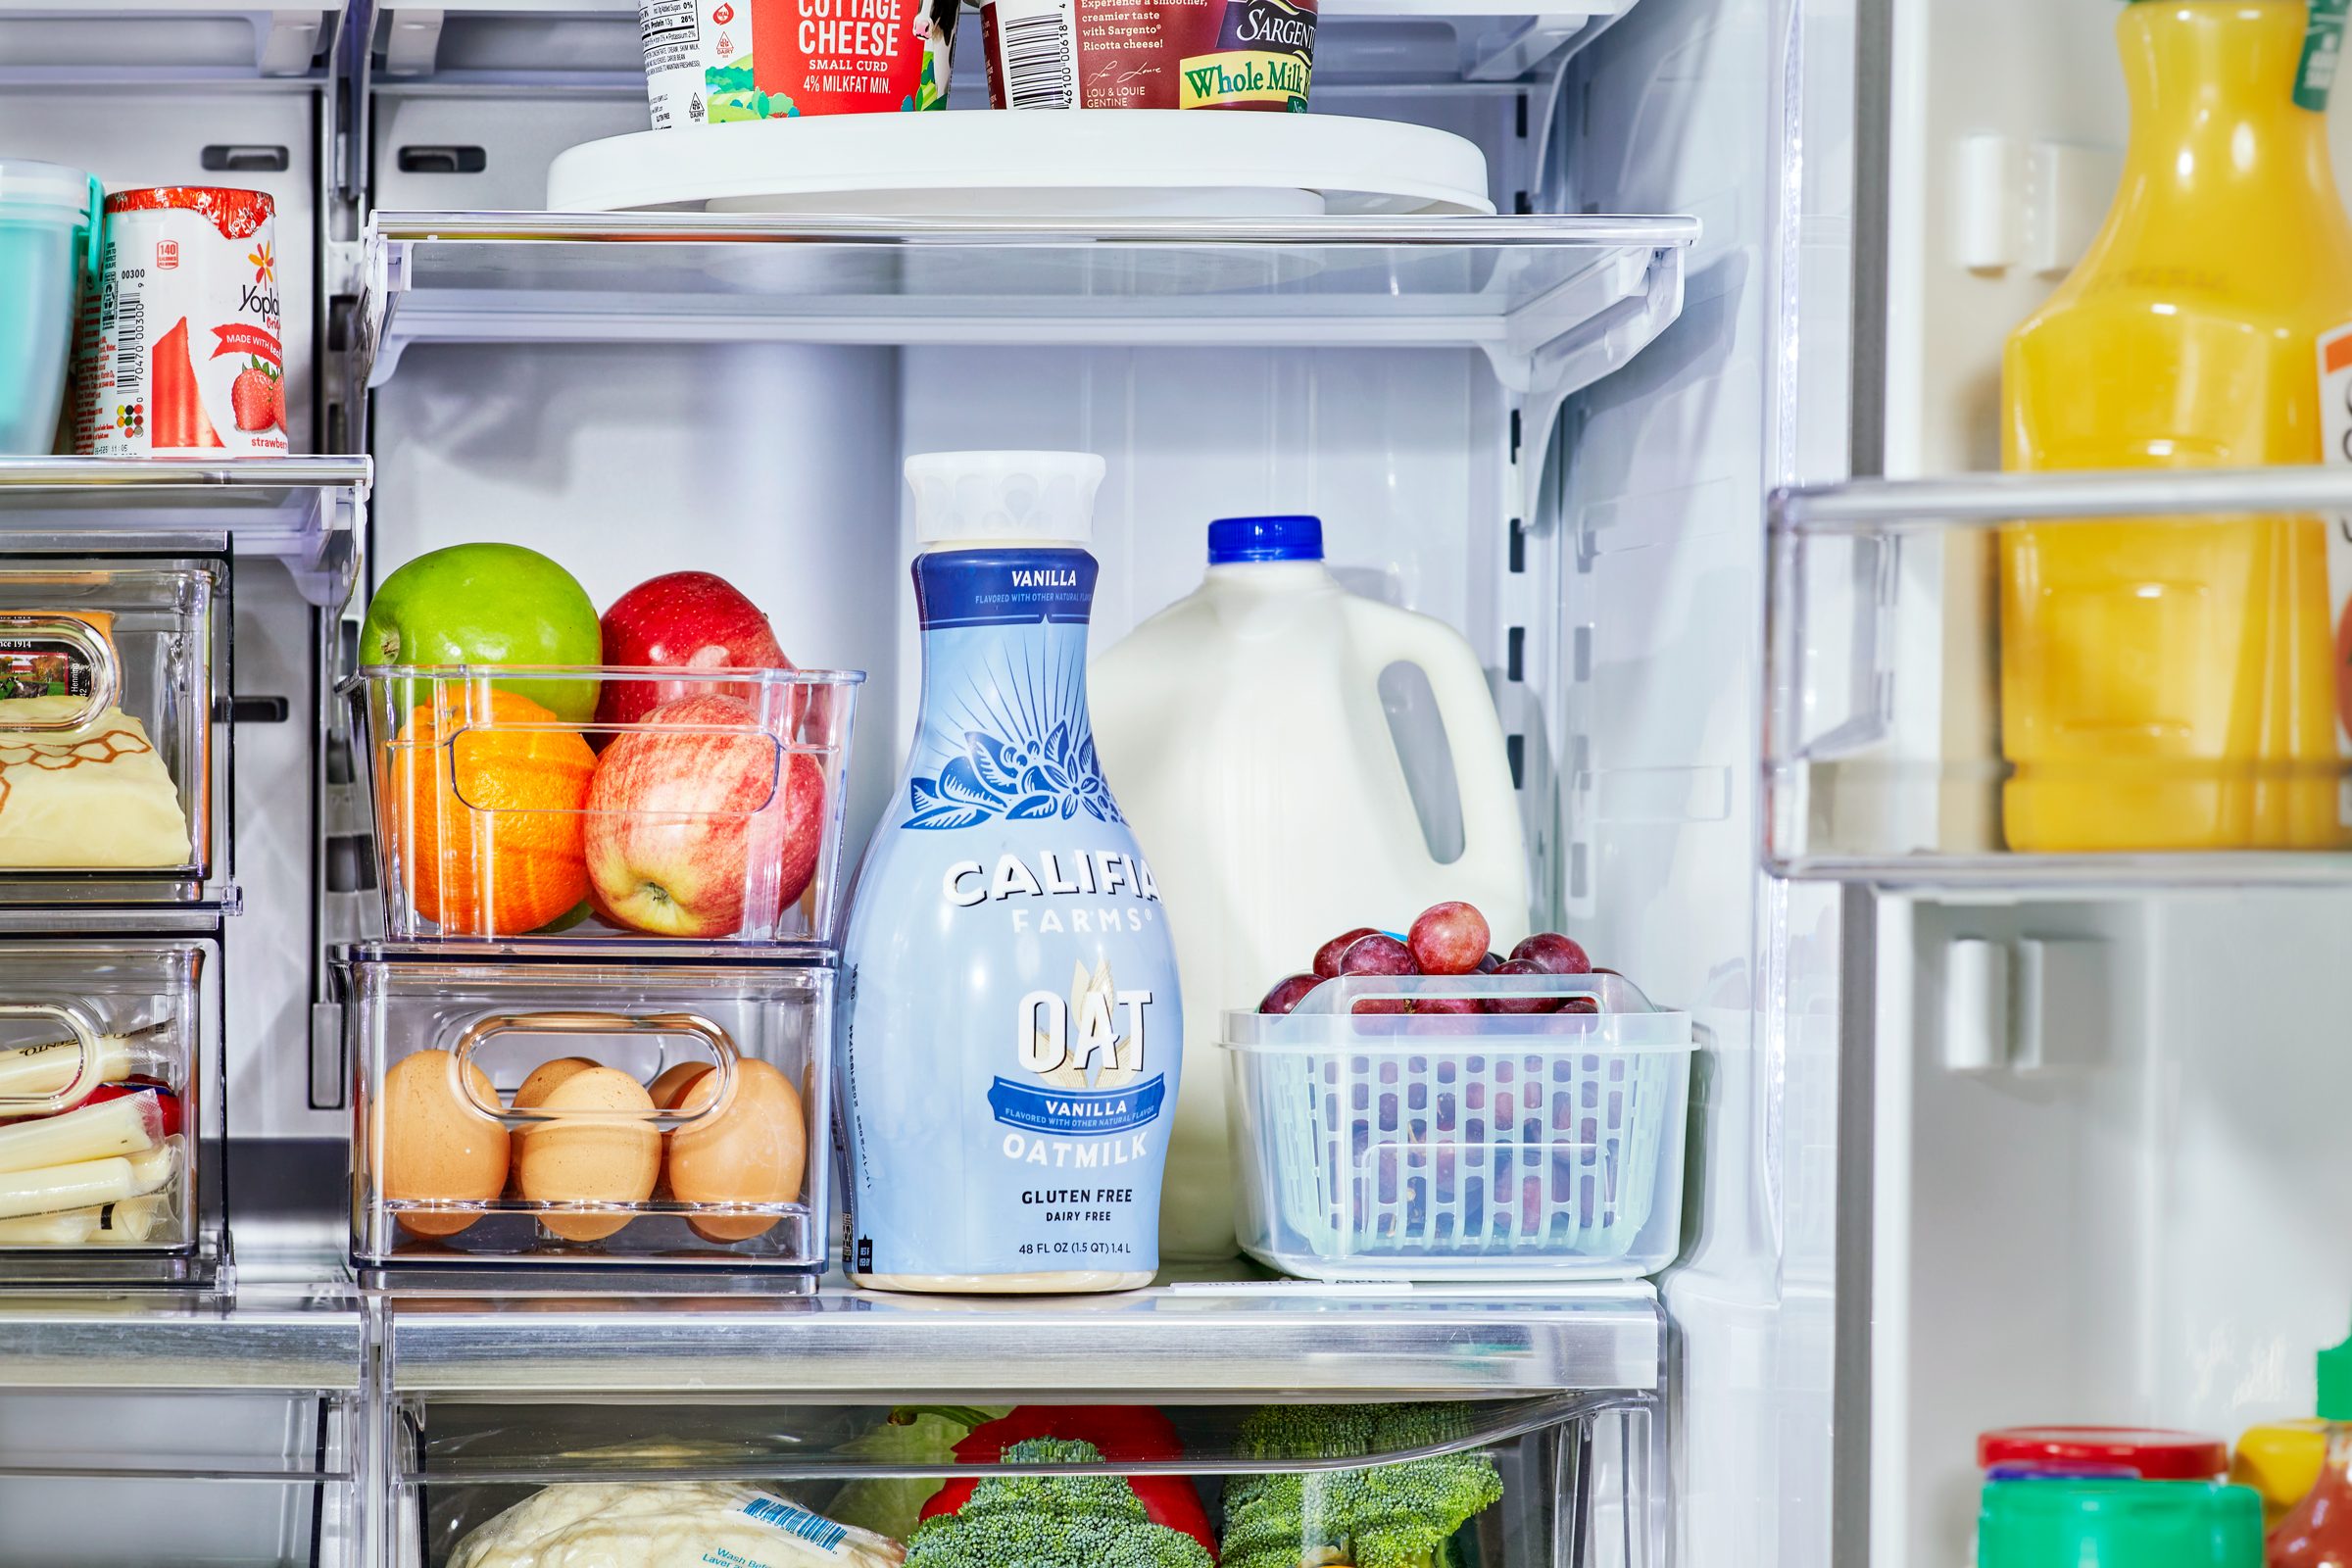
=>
[359,543,602,722]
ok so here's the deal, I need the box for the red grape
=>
[1561,997,1600,1015]
[1259,973,1322,1014]
[1415,996,1482,1015]
[1485,957,1564,1014]
[1339,934,1417,976]
[1476,952,1502,973]
[1510,932,1592,975]
[1314,927,1383,978]
[1349,998,1414,1015]
[1407,902,1491,976]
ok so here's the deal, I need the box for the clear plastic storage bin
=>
[347,664,859,949]
[0,560,221,892]
[0,939,218,1284]
[1223,972,1693,1281]
[346,953,831,1273]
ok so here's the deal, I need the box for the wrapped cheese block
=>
[0,694,191,868]
[452,1483,905,1568]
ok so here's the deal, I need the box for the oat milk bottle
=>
[838,452,1180,1294]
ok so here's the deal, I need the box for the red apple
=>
[583,693,828,937]
[596,571,791,729]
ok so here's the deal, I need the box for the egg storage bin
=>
[0,559,224,893]
[0,160,98,456]
[346,952,832,1272]
[1222,971,1694,1281]
[347,665,860,950]
[0,938,220,1287]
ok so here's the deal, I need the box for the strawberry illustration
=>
[230,358,281,432]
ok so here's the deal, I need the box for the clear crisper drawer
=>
[390,1395,1655,1568]
[1767,466,2352,884]
[0,1389,357,1567]
[1222,973,1693,1282]
[0,939,219,1285]
[347,954,830,1272]
[0,559,222,894]
[346,665,859,949]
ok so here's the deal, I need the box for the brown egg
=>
[647,1061,713,1110]
[514,1055,599,1109]
[514,1065,660,1243]
[667,1057,807,1243]
[382,1049,509,1238]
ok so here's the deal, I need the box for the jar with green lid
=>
[1978,1479,2263,1567]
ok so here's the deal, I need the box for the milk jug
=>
[1092,514,1528,1260]
[839,452,1181,1294]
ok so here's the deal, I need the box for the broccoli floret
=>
[1221,1405,1504,1568]
[904,1438,1213,1568]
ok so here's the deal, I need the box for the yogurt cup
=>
[978,0,1316,111]
[638,0,958,125]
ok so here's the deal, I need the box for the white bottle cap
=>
[906,451,1105,547]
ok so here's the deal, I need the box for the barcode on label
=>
[1001,9,1075,109]
[738,1494,850,1554]
[114,295,145,382]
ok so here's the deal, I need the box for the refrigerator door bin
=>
[347,952,832,1274]
[346,666,860,951]
[1766,466,2352,886]
[1222,971,1693,1281]
[0,936,220,1287]
[0,557,225,900]
[390,1390,1655,1568]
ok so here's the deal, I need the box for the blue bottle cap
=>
[1208,514,1323,564]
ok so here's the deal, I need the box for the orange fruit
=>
[391,688,595,935]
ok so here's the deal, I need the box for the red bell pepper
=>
[909,1404,1217,1560]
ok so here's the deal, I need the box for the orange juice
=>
[2000,0,2352,851]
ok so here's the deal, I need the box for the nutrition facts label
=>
[639,0,705,127]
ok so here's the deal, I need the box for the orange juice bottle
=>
[2001,0,2352,851]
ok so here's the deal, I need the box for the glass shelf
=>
[0,457,369,609]
[1766,466,2352,889]
[378,1275,1663,1398]
[359,212,1695,399]
[0,1279,362,1394]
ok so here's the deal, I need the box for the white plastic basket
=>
[1221,971,1693,1281]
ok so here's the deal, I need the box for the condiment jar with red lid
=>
[1980,1427,2231,1482]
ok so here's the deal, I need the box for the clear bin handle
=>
[0,615,119,733]
[449,1010,738,1129]
[0,1004,100,1113]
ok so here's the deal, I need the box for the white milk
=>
[1091,514,1529,1260]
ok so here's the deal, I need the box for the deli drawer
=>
[0,557,225,901]
[0,937,220,1287]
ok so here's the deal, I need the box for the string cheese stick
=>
[0,1032,135,1114]
[0,1094,162,1176]
[0,1194,172,1246]
[0,1137,178,1221]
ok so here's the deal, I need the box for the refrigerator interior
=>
[0,0,1849,1563]
[1855,0,2352,1562]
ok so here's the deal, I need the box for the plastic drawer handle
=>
[0,1003,101,1113]
[0,614,120,733]
[449,1009,739,1128]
